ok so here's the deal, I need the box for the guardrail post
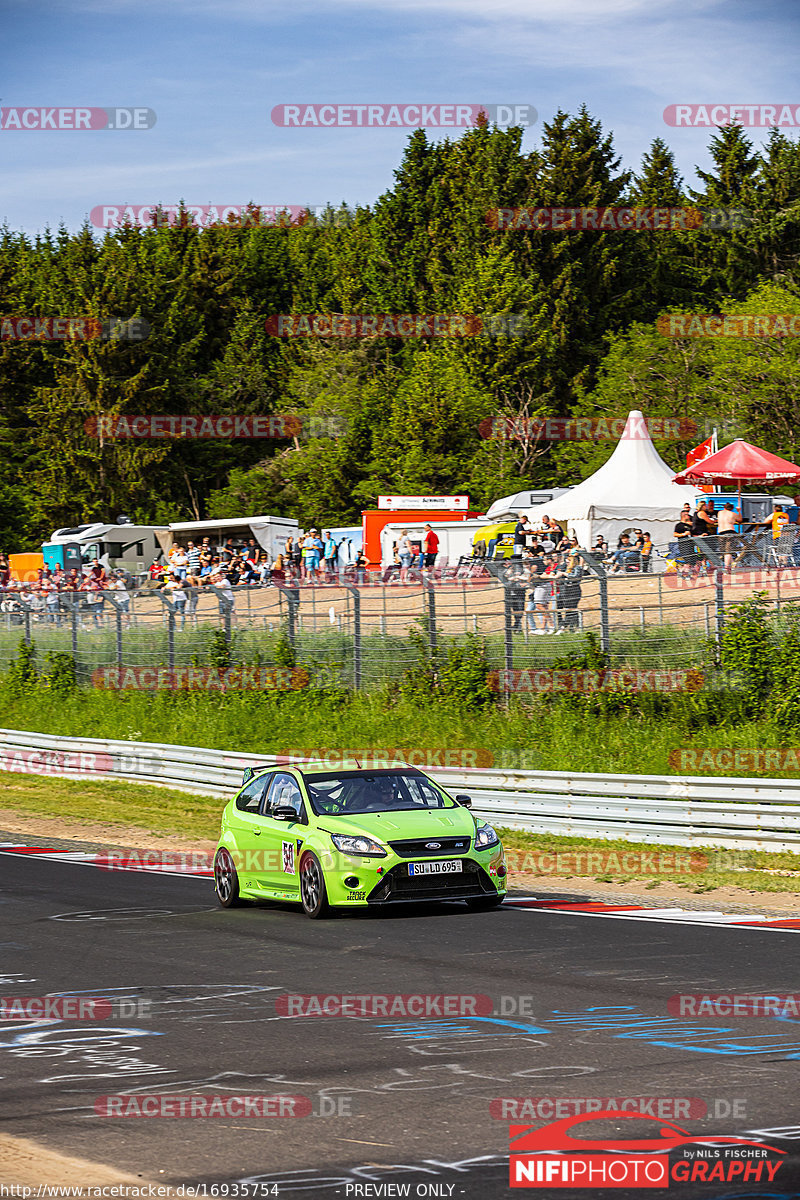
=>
[344,585,362,689]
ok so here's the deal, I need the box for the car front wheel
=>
[214,847,243,908]
[300,852,329,918]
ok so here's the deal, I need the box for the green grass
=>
[0,684,796,776]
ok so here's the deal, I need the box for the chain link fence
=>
[2,529,800,691]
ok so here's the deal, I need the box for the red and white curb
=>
[505,896,800,932]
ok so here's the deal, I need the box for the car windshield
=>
[304,770,453,816]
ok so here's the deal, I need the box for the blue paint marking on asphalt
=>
[545,1005,800,1058]
[374,1015,549,1039]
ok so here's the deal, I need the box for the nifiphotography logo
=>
[508,1110,784,1188]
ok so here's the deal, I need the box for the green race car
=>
[213,762,507,918]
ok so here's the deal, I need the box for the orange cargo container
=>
[9,552,44,583]
[362,509,482,567]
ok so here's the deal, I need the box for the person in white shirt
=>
[397,529,412,581]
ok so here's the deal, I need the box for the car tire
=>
[466,894,504,911]
[214,847,244,908]
[300,851,329,919]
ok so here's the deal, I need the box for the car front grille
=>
[367,860,496,904]
[388,836,472,858]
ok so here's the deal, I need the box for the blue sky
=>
[1,0,798,237]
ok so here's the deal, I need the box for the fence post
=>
[273,582,299,655]
[152,591,178,671]
[503,580,513,674]
[23,605,31,648]
[424,577,437,659]
[345,585,361,689]
[715,569,725,644]
[71,595,78,660]
[576,551,609,652]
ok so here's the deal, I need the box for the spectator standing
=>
[108,571,132,626]
[673,505,694,574]
[164,572,188,629]
[323,531,337,581]
[513,513,530,556]
[186,541,201,575]
[397,529,412,582]
[422,524,439,570]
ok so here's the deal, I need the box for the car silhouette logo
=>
[510,1112,786,1156]
[425,842,441,849]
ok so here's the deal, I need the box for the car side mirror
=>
[455,794,472,808]
[272,805,299,821]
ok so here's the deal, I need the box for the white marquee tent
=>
[525,410,697,552]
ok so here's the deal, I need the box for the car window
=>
[264,772,304,817]
[304,771,450,815]
[235,772,272,812]
[404,776,445,807]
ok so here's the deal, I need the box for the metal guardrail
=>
[2,727,800,852]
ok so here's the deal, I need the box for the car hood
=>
[318,806,478,843]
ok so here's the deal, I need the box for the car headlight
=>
[474,824,500,850]
[330,834,387,858]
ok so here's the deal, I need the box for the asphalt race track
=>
[2,850,800,1199]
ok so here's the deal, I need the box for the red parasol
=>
[673,439,800,527]
[672,439,800,486]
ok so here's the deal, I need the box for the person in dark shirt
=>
[674,504,694,573]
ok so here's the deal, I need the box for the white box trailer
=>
[166,515,299,560]
[379,518,491,569]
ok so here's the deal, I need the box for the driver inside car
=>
[344,775,399,813]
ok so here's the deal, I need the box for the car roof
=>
[242,761,427,784]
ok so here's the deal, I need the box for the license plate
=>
[408,860,462,875]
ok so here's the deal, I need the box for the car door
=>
[227,772,273,891]
[258,772,308,896]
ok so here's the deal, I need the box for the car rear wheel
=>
[300,852,329,918]
[466,894,504,911]
[214,847,243,908]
